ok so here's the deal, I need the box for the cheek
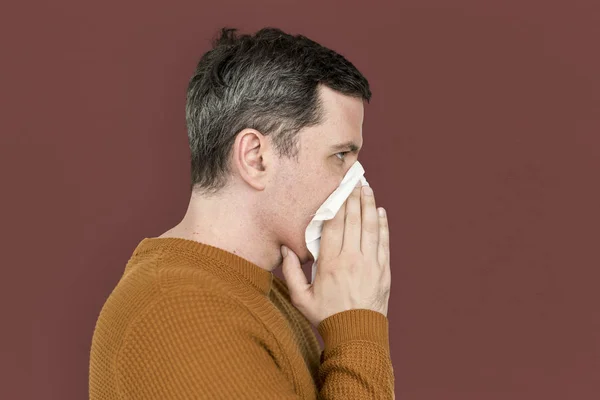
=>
[271,179,336,264]
[273,165,339,228]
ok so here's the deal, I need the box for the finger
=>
[342,183,363,253]
[377,207,389,268]
[320,200,346,259]
[280,246,310,306]
[360,185,379,260]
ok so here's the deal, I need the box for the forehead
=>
[318,86,364,148]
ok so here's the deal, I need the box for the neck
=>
[159,190,282,272]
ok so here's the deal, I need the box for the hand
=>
[281,182,391,327]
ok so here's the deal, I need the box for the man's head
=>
[183,27,370,266]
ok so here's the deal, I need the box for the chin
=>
[292,240,314,265]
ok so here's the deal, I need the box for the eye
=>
[335,151,351,161]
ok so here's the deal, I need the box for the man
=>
[90,27,393,399]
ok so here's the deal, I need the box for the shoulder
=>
[121,282,260,343]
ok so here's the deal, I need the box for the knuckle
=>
[338,251,359,270]
[324,265,345,281]
[346,214,360,226]
[379,228,389,240]
[379,215,388,226]
[289,292,303,307]
[367,236,379,248]
[323,257,342,273]
[362,192,374,202]
[363,220,378,234]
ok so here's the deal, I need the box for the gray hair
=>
[185,27,371,195]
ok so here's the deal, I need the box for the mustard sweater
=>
[89,237,395,399]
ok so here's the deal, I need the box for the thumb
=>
[280,246,309,304]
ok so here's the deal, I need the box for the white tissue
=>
[305,160,369,284]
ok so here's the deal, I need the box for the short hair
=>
[185,27,372,195]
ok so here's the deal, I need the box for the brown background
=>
[2,0,599,399]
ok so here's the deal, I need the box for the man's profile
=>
[89,26,394,399]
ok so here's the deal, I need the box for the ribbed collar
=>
[132,237,274,296]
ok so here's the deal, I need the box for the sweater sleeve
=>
[317,309,396,399]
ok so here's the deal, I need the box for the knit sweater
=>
[89,237,395,399]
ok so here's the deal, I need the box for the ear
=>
[232,128,270,191]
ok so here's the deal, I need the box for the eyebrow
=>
[330,141,362,153]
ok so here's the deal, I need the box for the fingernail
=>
[281,246,288,257]
[362,186,373,195]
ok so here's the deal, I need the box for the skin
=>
[159,84,364,272]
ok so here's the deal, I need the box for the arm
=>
[116,289,394,399]
[317,309,395,399]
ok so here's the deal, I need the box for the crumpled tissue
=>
[305,160,369,284]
